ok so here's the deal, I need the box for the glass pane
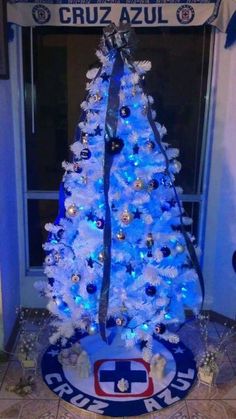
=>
[28,199,58,267]
[23,28,102,191]
[23,26,210,192]
[135,27,210,194]
[182,201,200,239]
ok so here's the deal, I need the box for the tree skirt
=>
[41,331,197,417]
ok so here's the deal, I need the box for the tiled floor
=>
[0,314,236,419]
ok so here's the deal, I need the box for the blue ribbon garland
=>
[98,23,205,342]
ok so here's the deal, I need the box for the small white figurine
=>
[58,342,91,377]
[76,350,91,378]
[149,353,167,380]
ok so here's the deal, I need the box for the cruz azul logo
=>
[176,5,195,25]
[42,338,197,416]
[32,5,51,24]
[94,358,154,397]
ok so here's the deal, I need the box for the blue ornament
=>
[86,283,97,294]
[161,246,171,257]
[120,106,131,118]
[145,284,156,296]
[155,323,166,334]
[161,202,171,212]
[80,148,91,160]
[106,137,124,155]
[48,277,54,286]
[96,218,105,229]
[88,323,98,335]
[73,162,82,173]
[146,140,155,151]
[148,179,159,190]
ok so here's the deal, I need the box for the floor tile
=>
[19,399,59,418]
[123,400,189,418]
[187,362,236,400]
[0,361,57,400]
[0,399,23,418]
[57,400,122,418]
[0,363,9,387]
[186,399,236,419]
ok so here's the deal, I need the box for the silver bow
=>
[102,23,136,59]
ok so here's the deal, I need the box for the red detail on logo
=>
[94,358,154,397]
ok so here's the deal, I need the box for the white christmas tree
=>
[36,24,202,358]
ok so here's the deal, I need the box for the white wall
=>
[203,30,236,319]
[0,77,20,347]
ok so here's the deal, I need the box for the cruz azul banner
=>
[7,0,236,46]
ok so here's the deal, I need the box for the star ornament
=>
[173,346,184,354]
[47,349,59,357]
[133,208,142,219]
[87,211,95,221]
[87,257,94,268]
[101,72,110,82]
[94,125,103,136]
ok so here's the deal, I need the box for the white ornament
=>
[117,378,129,392]
[149,353,167,380]
[76,350,91,378]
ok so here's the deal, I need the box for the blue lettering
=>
[85,6,98,24]
[144,6,156,24]
[120,7,130,24]
[158,7,168,24]
[59,7,71,24]
[73,7,84,24]
[157,388,180,405]
[130,7,142,24]
[100,7,111,24]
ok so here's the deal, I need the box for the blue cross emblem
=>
[100,360,147,393]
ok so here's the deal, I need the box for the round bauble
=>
[115,317,126,326]
[175,243,185,254]
[86,283,97,294]
[80,148,91,160]
[81,132,88,144]
[116,230,126,241]
[145,284,156,296]
[73,162,82,173]
[93,93,102,102]
[45,254,54,266]
[96,218,104,229]
[54,252,61,263]
[120,106,131,118]
[71,274,81,283]
[142,105,148,116]
[161,202,171,212]
[145,140,155,151]
[146,233,154,248]
[161,246,171,257]
[88,323,98,335]
[98,251,105,262]
[56,229,64,239]
[67,204,78,217]
[106,137,124,155]
[148,179,159,190]
[120,209,133,225]
[155,323,166,334]
[133,178,144,191]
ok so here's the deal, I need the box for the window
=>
[22,26,212,269]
